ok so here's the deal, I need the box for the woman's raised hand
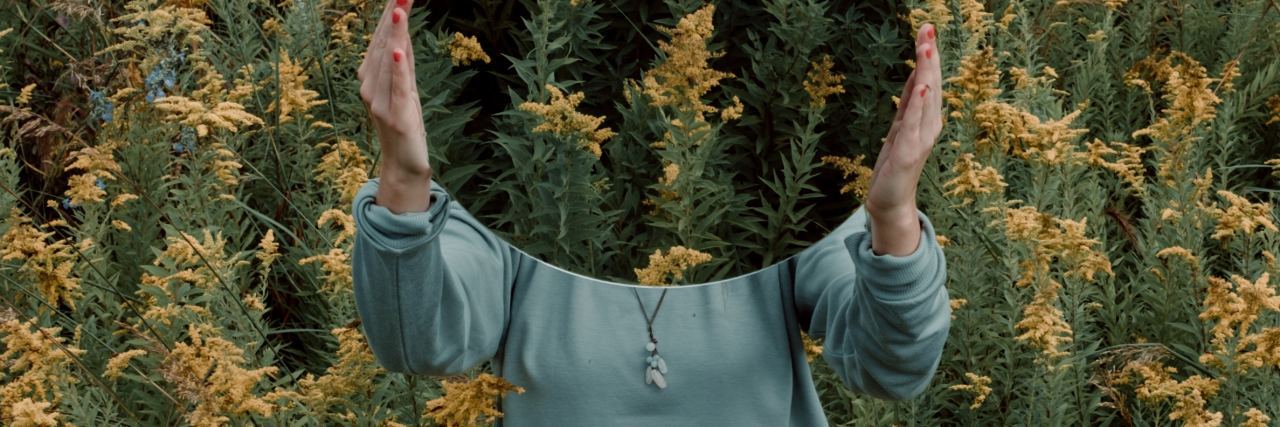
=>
[358,0,433,213]
[864,23,944,256]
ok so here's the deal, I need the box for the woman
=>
[352,0,950,425]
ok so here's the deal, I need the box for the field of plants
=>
[1,0,1279,425]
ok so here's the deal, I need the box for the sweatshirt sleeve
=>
[792,205,950,400]
[351,177,516,376]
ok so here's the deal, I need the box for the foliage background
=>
[1,0,1279,425]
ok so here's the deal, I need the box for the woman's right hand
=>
[358,0,433,213]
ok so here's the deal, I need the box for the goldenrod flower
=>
[152,96,264,137]
[1205,190,1277,241]
[0,209,84,310]
[268,51,328,125]
[266,326,381,415]
[314,139,370,205]
[0,317,85,422]
[1267,95,1280,125]
[161,324,278,426]
[945,47,1000,112]
[448,32,491,66]
[803,55,845,109]
[720,95,744,121]
[1080,139,1150,196]
[424,373,526,427]
[908,0,953,35]
[800,330,823,363]
[943,153,1007,206]
[820,155,873,201]
[634,245,714,286]
[948,372,993,409]
[1122,360,1222,427]
[958,0,992,50]
[1237,327,1280,370]
[518,84,615,159]
[1015,279,1073,362]
[64,139,123,205]
[8,397,59,427]
[1243,408,1272,427]
[16,83,36,105]
[1155,246,1198,266]
[641,4,734,123]
[105,349,148,380]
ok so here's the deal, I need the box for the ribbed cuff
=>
[844,208,942,301]
[352,178,452,252]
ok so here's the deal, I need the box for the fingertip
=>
[393,48,403,63]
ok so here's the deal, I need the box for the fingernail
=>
[393,50,402,62]
[925,47,932,59]
[396,0,407,6]
[928,27,935,40]
[392,9,400,23]
[919,86,927,97]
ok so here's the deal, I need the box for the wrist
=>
[866,203,922,256]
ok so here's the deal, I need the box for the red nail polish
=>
[919,86,927,97]
[928,27,935,40]
[396,0,407,6]
[392,10,400,23]
[925,47,932,59]
[393,51,402,62]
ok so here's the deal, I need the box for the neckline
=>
[475,204,863,290]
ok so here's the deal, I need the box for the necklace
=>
[632,287,670,389]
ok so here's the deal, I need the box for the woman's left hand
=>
[864,23,944,256]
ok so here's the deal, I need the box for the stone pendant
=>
[644,339,668,389]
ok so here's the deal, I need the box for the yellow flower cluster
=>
[9,397,59,427]
[0,209,86,310]
[948,372,993,409]
[973,102,1088,165]
[16,83,36,105]
[314,139,370,205]
[1199,272,1280,370]
[803,54,845,109]
[1205,190,1277,241]
[908,0,953,35]
[985,203,1113,286]
[267,326,381,417]
[268,51,328,125]
[301,215,355,296]
[424,373,526,427]
[1127,52,1223,184]
[518,84,616,159]
[161,323,277,427]
[800,330,823,363]
[209,142,243,198]
[449,32,491,66]
[945,47,1000,114]
[64,139,123,205]
[1121,360,1222,427]
[255,229,280,281]
[1015,278,1073,362]
[1155,245,1199,267]
[1243,408,1272,427]
[640,4,735,123]
[146,229,247,291]
[104,349,149,380]
[820,155,874,201]
[1267,95,1280,125]
[634,245,714,286]
[957,0,992,51]
[0,317,85,426]
[106,0,211,58]
[152,96,264,137]
[943,153,1007,206]
[1080,139,1150,196]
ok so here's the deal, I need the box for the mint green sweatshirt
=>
[352,178,951,426]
